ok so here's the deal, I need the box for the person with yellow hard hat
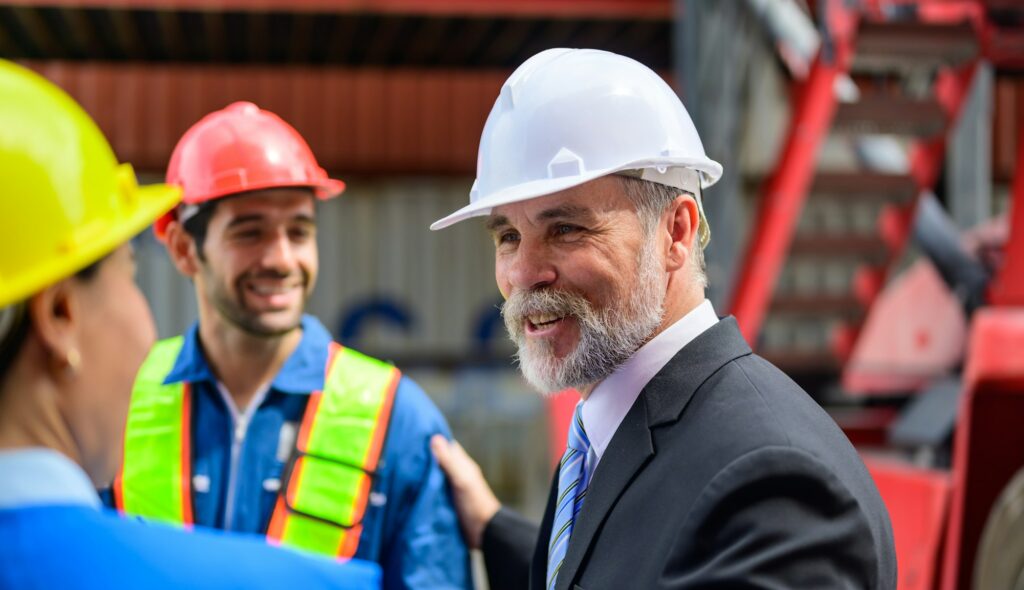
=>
[0,60,380,589]
[106,102,471,589]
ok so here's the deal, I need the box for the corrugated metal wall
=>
[309,176,509,359]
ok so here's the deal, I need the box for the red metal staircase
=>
[729,1,982,384]
[731,3,1024,588]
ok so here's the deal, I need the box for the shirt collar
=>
[164,321,216,385]
[0,448,101,510]
[582,299,718,461]
[164,314,334,395]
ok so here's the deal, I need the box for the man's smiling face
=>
[490,176,666,393]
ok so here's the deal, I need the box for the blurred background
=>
[6,0,1024,588]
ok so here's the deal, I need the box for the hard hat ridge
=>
[155,101,344,241]
[432,47,723,240]
[0,60,181,308]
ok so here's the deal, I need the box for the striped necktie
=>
[546,402,591,590]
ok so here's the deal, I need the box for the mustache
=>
[501,288,595,335]
[239,268,307,284]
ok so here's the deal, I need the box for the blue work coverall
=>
[103,315,471,589]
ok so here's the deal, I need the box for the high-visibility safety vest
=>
[113,336,400,559]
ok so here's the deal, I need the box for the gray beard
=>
[502,237,665,395]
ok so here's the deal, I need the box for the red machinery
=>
[853,121,1024,590]
[729,1,1024,588]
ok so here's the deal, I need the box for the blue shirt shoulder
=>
[359,374,473,590]
[0,504,379,589]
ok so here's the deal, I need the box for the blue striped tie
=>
[546,402,591,590]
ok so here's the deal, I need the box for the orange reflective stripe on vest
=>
[266,343,400,558]
[116,338,399,558]
[113,336,194,527]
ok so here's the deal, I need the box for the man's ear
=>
[27,280,81,374]
[664,193,700,272]
[164,220,201,277]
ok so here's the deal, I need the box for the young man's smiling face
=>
[194,188,318,338]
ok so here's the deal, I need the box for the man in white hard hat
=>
[429,48,897,590]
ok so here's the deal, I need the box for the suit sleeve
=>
[379,378,473,590]
[482,506,539,590]
[666,446,886,589]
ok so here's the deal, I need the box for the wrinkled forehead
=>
[486,176,634,228]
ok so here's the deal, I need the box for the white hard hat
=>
[430,48,723,246]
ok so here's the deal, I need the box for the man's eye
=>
[497,231,519,245]
[555,224,577,236]
[233,229,261,241]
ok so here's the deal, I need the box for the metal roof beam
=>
[0,0,670,19]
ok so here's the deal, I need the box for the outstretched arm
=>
[429,436,501,549]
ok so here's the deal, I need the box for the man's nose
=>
[504,239,557,293]
[261,230,296,270]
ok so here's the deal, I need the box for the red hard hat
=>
[155,101,344,240]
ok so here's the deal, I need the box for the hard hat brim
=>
[0,176,181,309]
[154,177,344,242]
[430,158,722,231]
[315,178,347,200]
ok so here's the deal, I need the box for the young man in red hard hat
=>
[106,102,471,589]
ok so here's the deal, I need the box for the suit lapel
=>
[531,470,559,590]
[643,317,752,428]
[550,317,753,590]
[554,394,654,590]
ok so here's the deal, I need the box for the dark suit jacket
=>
[482,317,896,590]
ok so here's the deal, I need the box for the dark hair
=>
[0,304,29,384]
[181,202,219,262]
[178,189,321,262]
[0,255,106,383]
[618,176,708,289]
[74,258,103,281]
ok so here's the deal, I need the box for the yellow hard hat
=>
[0,60,181,308]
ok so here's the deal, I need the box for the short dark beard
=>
[203,265,309,338]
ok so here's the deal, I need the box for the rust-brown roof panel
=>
[25,60,506,175]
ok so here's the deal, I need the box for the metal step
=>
[853,21,979,72]
[812,172,918,202]
[833,97,947,137]
[789,234,890,260]
[771,294,865,319]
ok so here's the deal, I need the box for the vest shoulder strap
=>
[114,336,193,527]
[267,344,400,558]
